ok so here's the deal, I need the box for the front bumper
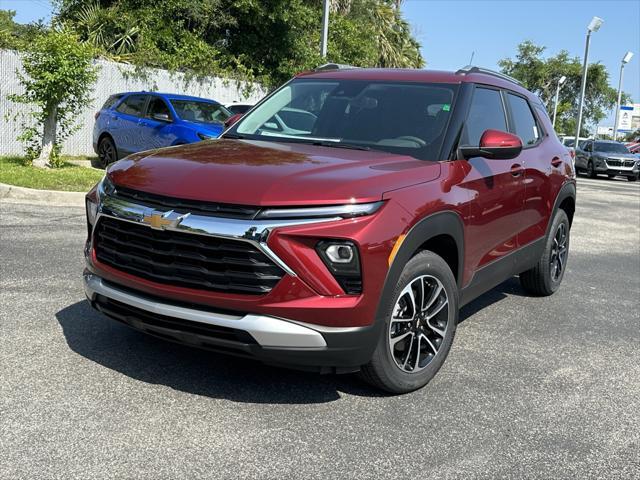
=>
[593,158,639,177]
[84,272,378,372]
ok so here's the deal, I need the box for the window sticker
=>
[442,104,451,112]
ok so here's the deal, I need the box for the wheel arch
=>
[548,182,576,234]
[374,211,465,331]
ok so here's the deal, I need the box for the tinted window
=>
[102,94,123,110]
[227,104,251,114]
[462,88,507,146]
[506,93,540,146]
[233,79,457,161]
[147,97,171,119]
[116,94,147,117]
[593,142,630,154]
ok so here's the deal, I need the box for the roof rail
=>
[314,63,359,72]
[455,65,523,86]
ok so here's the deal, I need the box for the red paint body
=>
[87,68,575,329]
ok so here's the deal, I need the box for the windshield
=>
[170,100,232,124]
[593,142,630,154]
[229,79,458,160]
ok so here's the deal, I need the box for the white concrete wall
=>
[0,49,266,156]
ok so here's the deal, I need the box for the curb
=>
[0,182,86,206]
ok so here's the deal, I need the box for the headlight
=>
[86,198,98,226]
[316,240,362,294]
[256,201,383,220]
[197,132,213,140]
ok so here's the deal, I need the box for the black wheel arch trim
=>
[372,210,464,339]
[547,181,576,236]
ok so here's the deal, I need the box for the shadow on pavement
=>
[56,300,383,404]
[56,278,523,403]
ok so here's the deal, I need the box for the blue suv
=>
[93,92,233,167]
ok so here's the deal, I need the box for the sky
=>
[2,0,639,126]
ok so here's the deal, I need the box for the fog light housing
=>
[316,240,362,294]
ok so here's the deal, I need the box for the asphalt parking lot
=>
[1,176,639,479]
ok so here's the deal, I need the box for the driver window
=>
[462,88,507,146]
[146,97,171,120]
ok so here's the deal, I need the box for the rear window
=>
[101,94,123,110]
[116,94,147,117]
[506,93,540,146]
[232,78,458,160]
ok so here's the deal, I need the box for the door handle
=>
[551,156,562,167]
[510,163,523,177]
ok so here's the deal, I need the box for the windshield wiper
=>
[311,140,370,151]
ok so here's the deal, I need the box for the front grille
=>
[606,158,636,168]
[94,217,285,294]
[113,186,260,219]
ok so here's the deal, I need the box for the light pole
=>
[574,16,603,144]
[613,51,634,140]
[320,0,330,58]
[552,75,567,129]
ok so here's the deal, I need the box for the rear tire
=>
[97,136,118,168]
[520,210,570,296]
[360,251,458,394]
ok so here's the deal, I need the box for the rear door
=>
[504,92,559,246]
[112,94,149,155]
[458,86,527,270]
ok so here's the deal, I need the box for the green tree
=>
[499,41,631,136]
[0,9,47,50]
[55,0,424,88]
[9,29,99,167]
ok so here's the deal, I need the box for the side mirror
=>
[461,129,523,160]
[224,113,243,129]
[151,112,171,122]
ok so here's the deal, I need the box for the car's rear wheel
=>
[520,209,570,296]
[97,136,118,168]
[360,251,458,394]
[587,161,597,178]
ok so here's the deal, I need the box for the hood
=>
[107,139,441,206]
[595,152,637,160]
[181,120,224,135]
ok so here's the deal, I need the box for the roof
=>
[117,91,220,103]
[296,67,532,96]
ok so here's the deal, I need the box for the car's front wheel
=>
[627,174,638,182]
[587,161,597,178]
[360,251,458,394]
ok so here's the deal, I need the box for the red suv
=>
[84,66,576,393]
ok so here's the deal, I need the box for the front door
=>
[458,86,527,271]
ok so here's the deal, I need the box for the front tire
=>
[360,251,458,394]
[520,210,570,296]
[627,174,638,182]
[587,161,597,178]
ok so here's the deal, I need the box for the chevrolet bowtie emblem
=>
[141,210,189,230]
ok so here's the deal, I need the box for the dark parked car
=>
[84,66,576,393]
[93,92,233,167]
[575,140,640,181]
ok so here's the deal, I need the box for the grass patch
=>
[0,156,103,192]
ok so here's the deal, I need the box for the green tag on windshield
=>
[442,104,451,112]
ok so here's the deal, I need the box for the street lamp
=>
[320,0,329,57]
[552,75,567,129]
[613,51,634,140]
[574,16,603,144]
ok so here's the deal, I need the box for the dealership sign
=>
[617,105,634,132]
